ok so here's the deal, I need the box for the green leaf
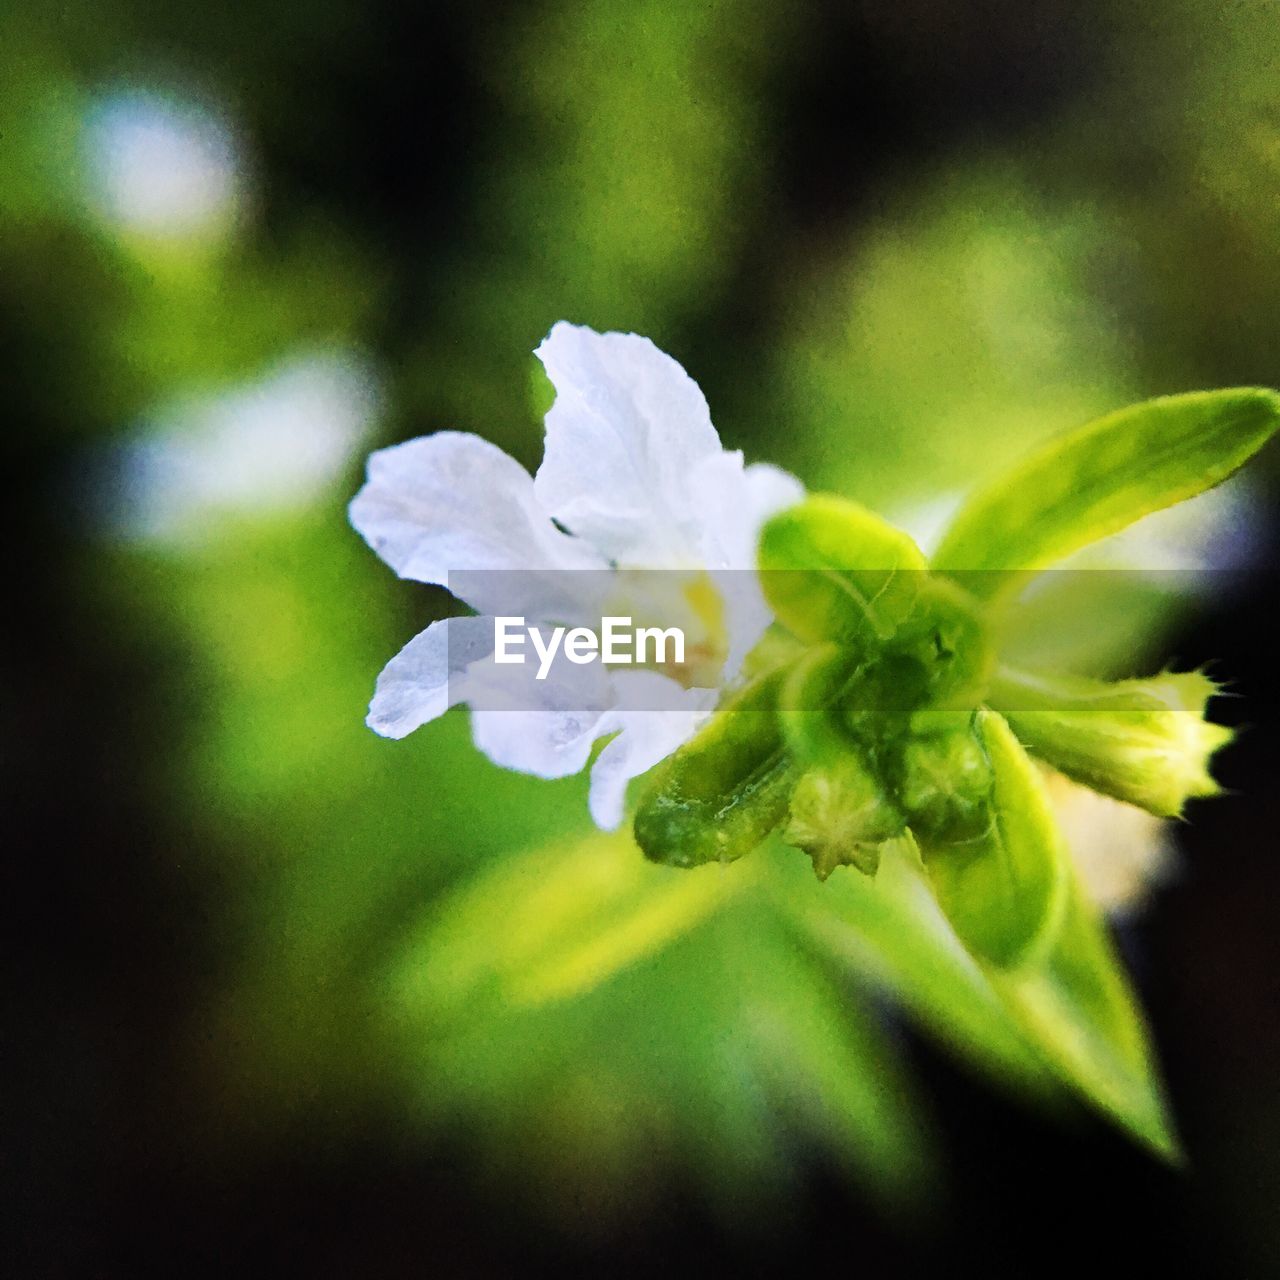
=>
[931,388,1280,599]
[778,839,1177,1159]
[736,911,936,1207]
[388,829,749,1017]
[386,866,940,1211]
[993,872,1179,1159]
[769,840,1056,1097]
[633,666,798,867]
[759,494,927,645]
[989,570,1195,676]
[921,708,1068,969]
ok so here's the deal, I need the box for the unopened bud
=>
[785,756,905,880]
[989,667,1232,818]
[897,716,994,841]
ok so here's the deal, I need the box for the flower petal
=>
[587,672,717,830]
[1043,771,1175,914]
[349,430,606,615]
[743,462,806,543]
[534,323,725,567]
[705,459,806,675]
[467,652,615,780]
[366,614,495,740]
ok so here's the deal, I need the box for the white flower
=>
[349,322,803,829]
[1040,771,1175,915]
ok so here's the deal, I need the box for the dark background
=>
[6,1,1280,1273]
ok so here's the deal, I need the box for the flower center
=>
[603,569,729,689]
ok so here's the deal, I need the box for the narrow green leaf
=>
[388,829,749,1019]
[993,872,1179,1159]
[739,914,936,1207]
[388,876,941,1210]
[781,839,1177,1158]
[922,708,1068,969]
[769,840,1056,1096]
[932,388,1280,598]
[759,494,927,645]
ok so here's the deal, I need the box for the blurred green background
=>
[6,0,1280,1273]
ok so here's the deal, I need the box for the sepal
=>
[758,495,927,647]
[919,709,1069,970]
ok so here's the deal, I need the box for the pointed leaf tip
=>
[932,388,1280,599]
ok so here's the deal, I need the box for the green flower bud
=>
[784,756,906,881]
[758,495,927,648]
[896,715,994,841]
[633,665,798,868]
[988,666,1232,818]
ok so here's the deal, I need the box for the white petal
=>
[469,706,608,780]
[366,614,495,740]
[699,458,803,567]
[534,323,725,567]
[1043,771,1175,914]
[683,448,749,569]
[743,462,805,543]
[702,459,806,677]
[587,672,716,830]
[715,567,775,682]
[467,652,615,780]
[349,430,606,615]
